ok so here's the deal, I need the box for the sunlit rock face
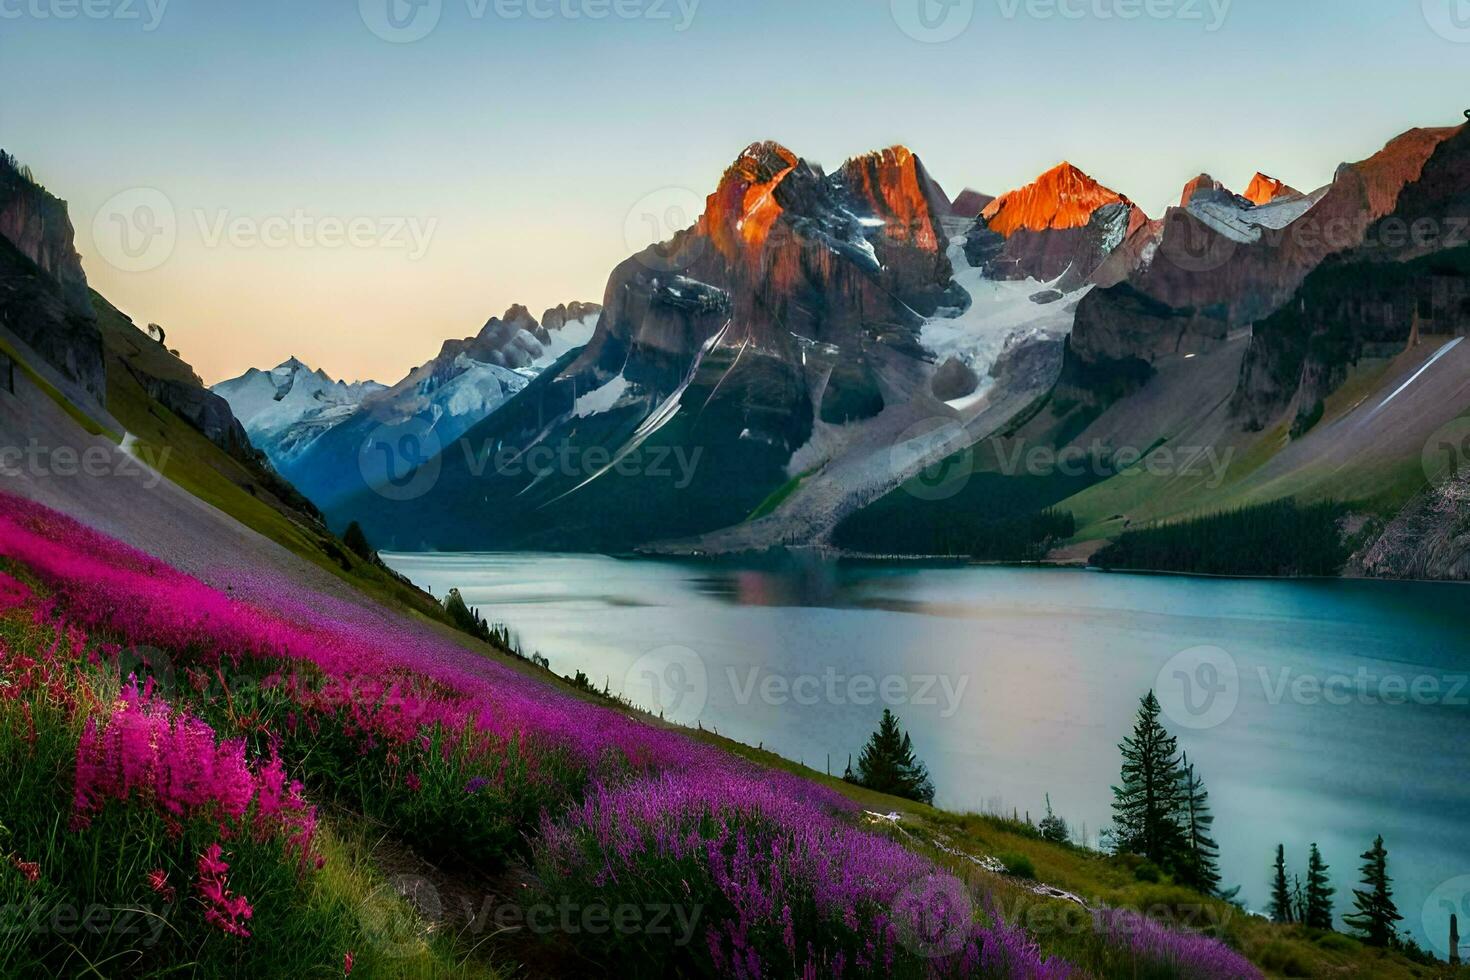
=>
[964,161,1149,288]
[1242,172,1300,205]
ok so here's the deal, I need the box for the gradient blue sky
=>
[2,0,1466,383]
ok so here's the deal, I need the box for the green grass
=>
[87,299,450,626]
[744,467,815,522]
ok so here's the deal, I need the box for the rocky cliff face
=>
[1064,126,1460,414]
[568,141,962,443]
[1353,471,1470,581]
[949,188,994,218]
[0,152,105,404]
[0,152,91,315]
[331,141,964,551]
[1242,172,1299,205]
[1233,124,1470,430]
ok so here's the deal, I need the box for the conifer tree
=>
[1343,836,1402,947]
[1176,753,1221,894]
[852,709,935,804]
[1269,844,1294,924]
[1038,794,1070,844]
[1110,691,1185,865]
[342,521,375,562]
[1305,843,1335,930]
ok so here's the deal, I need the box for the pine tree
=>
[1269,844,1294,924]
[853,709,935,804]
[1305,843,1335,930]
[1176,753,1221,894]
[1343,836,1402,947]
[1038,794,1070,844]
[1110,691,1186,865]
[342,521,375,562]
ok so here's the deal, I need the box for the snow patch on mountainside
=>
[920,237,1088,401]
[573,373,631,418]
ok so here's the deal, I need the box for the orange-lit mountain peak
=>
[699,141,800,258]
[839,145,942,251]
[981,161,1131,236]
[1242,172,1299,205]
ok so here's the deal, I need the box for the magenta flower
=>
[146,868,176,903]
[195,843,253,938]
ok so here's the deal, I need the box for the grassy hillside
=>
[89,295,451,623]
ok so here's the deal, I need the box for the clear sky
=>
[2,0,1466,384]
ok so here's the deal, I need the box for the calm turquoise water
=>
[383,552,1470,950]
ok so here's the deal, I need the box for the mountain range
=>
[3,118,1468,577]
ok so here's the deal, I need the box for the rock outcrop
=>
[1234,124,1470,430]
[1242,172,1299,205]
[1065,126,1461,413]
[0,151,105,404]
